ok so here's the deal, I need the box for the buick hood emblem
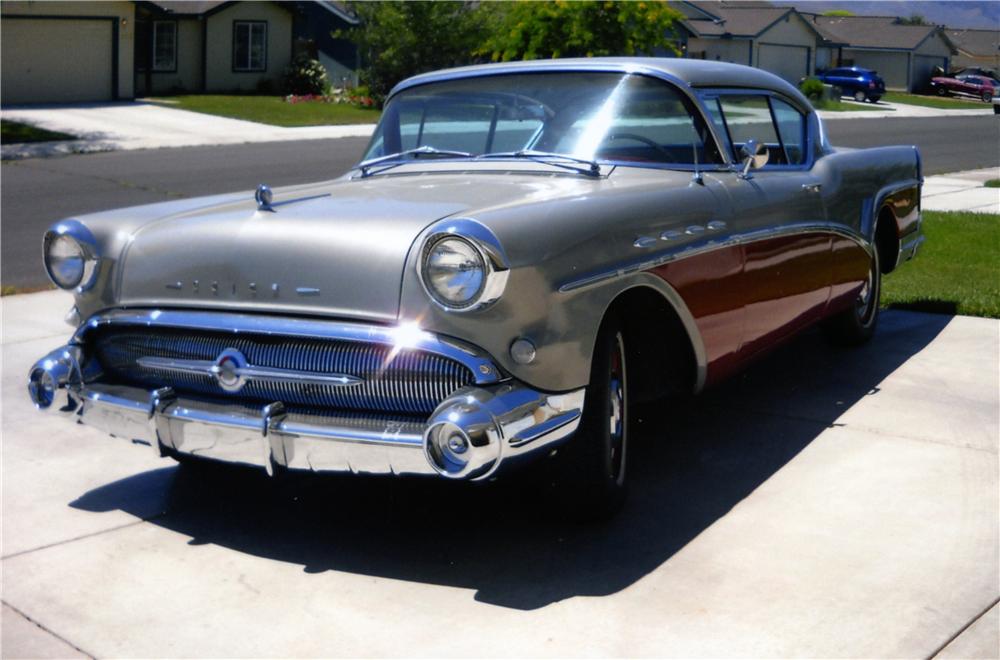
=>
[211,348,249,392]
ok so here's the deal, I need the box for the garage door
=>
[1,18,113,104]
[913,55,948,92]
[758,44,809,84]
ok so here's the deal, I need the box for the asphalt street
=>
[2,115,998,289]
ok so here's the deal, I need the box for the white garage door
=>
[1,18,113,104]
[758,44,810,84]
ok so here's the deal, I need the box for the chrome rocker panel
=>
[29,338,585,481]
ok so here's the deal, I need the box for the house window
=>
[152,21,177,72]
[233,21,267,72]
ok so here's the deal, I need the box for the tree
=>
[822,9,854,16]
[897,14,929,25]
[337,2,486,105]
[477,1,685,62]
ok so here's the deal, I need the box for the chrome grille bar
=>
[90,324,478,416]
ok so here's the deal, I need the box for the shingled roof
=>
[805,14,953,51]
[946,28,1000,57]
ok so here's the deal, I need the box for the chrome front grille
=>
[90,326,476,416]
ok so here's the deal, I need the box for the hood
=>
[117,167,604,321]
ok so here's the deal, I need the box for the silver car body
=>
[29,58,922,480]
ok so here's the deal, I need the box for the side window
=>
[710,94,808,167]
[717,95,782,163]
[770,98,806,165]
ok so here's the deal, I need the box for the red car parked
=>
[929,73,998,102]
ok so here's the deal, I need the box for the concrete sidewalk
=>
[924,167,1000,214]
[818,98,994,121]
[1,290,997,657]
[1,101,376,160]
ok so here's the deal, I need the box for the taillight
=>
[869,81,876,89]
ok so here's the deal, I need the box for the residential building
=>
[676,1,826,83]
[2,1,136,104]
[1,0,359,105]
[946,28,999,75]
[804,14,954,91]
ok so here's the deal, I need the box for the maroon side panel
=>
[650,244,744,384]
[739,234,832,359]
[885,186,921,239]
[828,234,873,314]
[650,232,842,388]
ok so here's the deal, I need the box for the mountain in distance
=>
[771,1,999,30]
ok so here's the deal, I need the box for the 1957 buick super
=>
[29,59,922,515]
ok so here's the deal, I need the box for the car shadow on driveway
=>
[69,311,952,611]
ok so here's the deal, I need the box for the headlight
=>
[43,221,99,291]
[423,237,486,308]
[418,219,510,312]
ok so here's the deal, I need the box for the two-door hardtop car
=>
[29,58,923,515]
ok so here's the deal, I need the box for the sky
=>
[773,1,1000,29]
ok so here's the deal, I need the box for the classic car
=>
[815,66,885,103]
[28,58,923,516]
[929,73,997,102]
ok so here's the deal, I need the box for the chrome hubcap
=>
[856,247,879,324]
[609,332,627,484]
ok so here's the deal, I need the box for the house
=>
[945,28,999,75]
[2,1,136,104]
[1,0,359,105]
[675,1,827,84]
[804,14,955,92]
[290,1,360,89]
[132,1,296,96]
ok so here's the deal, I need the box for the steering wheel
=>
[599,133,674,160]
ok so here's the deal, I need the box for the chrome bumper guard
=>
[28,346,584,481]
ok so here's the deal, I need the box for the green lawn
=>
[984,179,1000,188]
[882,91,989,111]
[1,120,76,144]
[152,95,381,127]
[882,210,1000,318]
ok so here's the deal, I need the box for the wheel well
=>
[606,287,696,404]
[875,205,899,274]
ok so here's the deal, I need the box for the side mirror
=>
[739,139,769,178]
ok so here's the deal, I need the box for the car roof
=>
[389,57,812,112]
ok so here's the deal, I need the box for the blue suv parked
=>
[816,67,886,103]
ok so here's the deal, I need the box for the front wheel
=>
[982,91,993,103]
[824,242,881,346]
[551,317,629,519]
[936,86,948,96]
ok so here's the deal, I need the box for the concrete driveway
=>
[1,102,375,159]
[2,291,998,657]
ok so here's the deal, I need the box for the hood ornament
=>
[255,184,274,212]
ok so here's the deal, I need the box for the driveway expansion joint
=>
[1,600,96,660]
[928,595,1000,659]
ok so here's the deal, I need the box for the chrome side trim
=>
[136,356,364,388]
[558,221,870,294]
[74,309,505,385]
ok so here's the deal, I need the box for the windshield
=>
[361,72,723,168]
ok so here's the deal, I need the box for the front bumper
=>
[28,344,584,481]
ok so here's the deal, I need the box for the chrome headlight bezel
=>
[42,220,100,291]
[418,219,510,312]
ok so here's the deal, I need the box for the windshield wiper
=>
[476,150,602,177]
[357,146,474,178]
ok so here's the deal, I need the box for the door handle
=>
[802,182,822,193]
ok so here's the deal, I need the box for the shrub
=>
[283,54,330,96]
[799,77,825,101]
